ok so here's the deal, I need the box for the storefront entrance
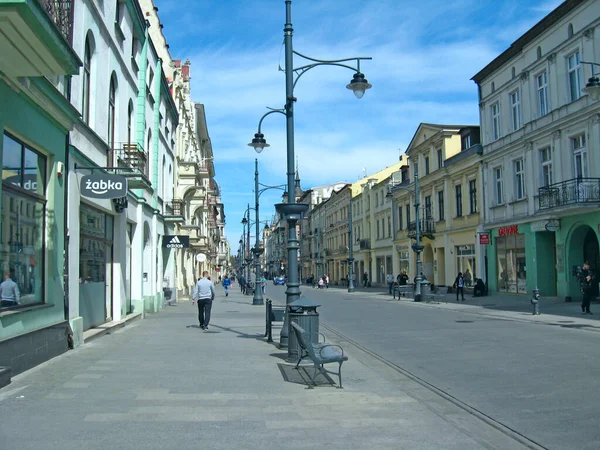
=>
[584,228,599,297]
[496,233,526,294]
[567,225,600,298]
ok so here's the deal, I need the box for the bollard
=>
[265,299,271,338]
[531,287,540,315]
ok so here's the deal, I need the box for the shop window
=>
[1,133,47,309]
[399,250,410,275]
[455,244,475,287]
[496,234,526,294]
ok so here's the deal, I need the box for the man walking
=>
[193,271,215,331]
[386,272,394,295]
[453,272,465,302]
[222,275,231,297]
[580,261,595,314]
[0,271,20,307]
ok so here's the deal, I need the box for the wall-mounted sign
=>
[195,253,207,262]
[162,235,190,249]
[545,220,560,232]
[80,173,127,199]
[498,225,519,236]
[479,233,490,245]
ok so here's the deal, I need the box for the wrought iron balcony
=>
[407,218,436,239]
[538,178,600,211]
[108,143,150,188]
[40,0,74,44]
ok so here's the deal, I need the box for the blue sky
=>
[155,0,562,252]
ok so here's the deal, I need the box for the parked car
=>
[273,276,285,285]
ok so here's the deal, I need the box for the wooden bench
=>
[291,322,348,389]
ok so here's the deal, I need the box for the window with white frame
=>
[437,190,444,221]
[491,102,501,140]
[537,71,549,116]
[469,179,477,213]
[425,156,430,175]
[540,147,553,187]
[514,158,525,200]
[572,134,587,178]
[494,167,504,205]
[510,89,521,131]
[454,185,462,217]
[568,51,582,102]
[437,149,443,168]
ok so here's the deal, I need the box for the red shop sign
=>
[498,225,519,236]
[479,233,490,245]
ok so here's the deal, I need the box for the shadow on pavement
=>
[277,363,335,387]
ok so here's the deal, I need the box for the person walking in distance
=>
[362,271,368,288]
[580,261,595,314]
[194,271,215,331]
[222,274,231,297]
[386,272,394,295]
[453,272,465,302]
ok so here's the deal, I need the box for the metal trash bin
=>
[287,297,321,362]
[420,281,431,296]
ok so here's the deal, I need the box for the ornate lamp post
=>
[248,0,372,349]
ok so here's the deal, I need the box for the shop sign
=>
[479,233,490,245]
[80,173,127,199]
[545,220,560,232]
[498,225,519,236]
[162,235,190,249]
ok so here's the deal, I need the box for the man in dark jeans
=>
[193,271,215,331]
[580,261,595,315]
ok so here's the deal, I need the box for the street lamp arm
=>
[257,108,286,134]
[292,57,372,90]
[258,184,286,199]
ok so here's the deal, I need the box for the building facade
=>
[391,124,484,287]
[0,0,81,378]
[472,0,600,298]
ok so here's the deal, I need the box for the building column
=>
[112,211,127,321]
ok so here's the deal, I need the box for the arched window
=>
[491,81,495,93]
[108,74,117,149]
[127,100,134,145]
[568,23,574,38]
[511,67,516,78]
[82,38,92,124]
[536,46,542,60]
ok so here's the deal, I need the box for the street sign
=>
[545,220,560,232]
[80,173,127,199]
[162,235,190,248]
[479,233,490,245]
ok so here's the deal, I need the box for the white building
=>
[472,0,600,298]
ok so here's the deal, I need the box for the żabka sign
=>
[80,173,128,199]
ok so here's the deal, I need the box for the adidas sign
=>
[163,235,189,249]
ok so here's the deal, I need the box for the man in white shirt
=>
[0,272,20,307]
[193,271,215,331]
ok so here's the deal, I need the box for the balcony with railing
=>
[108,143,150,189]
[0,0,80,78]
[407,218,436,239]
[538,178,600,211]
[164,199,185,222]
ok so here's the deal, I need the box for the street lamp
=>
[388,169,424,302]
[250,158,286,305]
[248,0,372,349]
[582,61,600,101]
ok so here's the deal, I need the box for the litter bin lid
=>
[288,296,321,309]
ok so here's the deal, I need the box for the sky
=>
[155,0,563,253]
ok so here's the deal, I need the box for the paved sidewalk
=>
[0,287,538,450]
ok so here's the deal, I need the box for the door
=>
[584,229,599,297]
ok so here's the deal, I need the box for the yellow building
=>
[391,124,484,288]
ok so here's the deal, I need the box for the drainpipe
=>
[152,59,162,210]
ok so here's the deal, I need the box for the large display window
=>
[496,234,526,294]
[1,133,46,309]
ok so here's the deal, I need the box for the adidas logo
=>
[169,236,181,245]
[165,235,186,248]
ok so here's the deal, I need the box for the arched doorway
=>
[568,225,600,297]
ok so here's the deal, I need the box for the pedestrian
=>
[362,271,368,288]
[473,278,486,297]
[318,277,324,289]
[222,274,231,297]
[193,271,215,331]
[464,269,472,287]
[579,261,595,314]
[240,275,246,294]
[325,274,329,289]
[260,275,267,294]
[0,271,20,307]
[386,272,394,295]
[453,272,465,302]
[397,271,408,286]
